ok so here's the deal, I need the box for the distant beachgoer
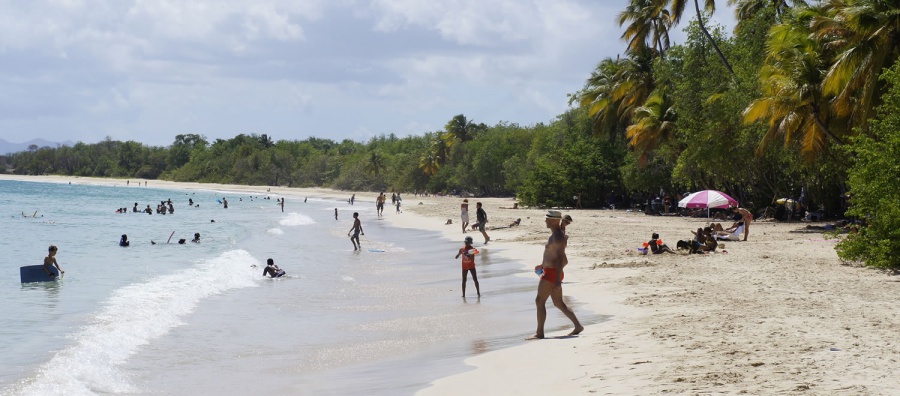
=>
[189,198,194,206]
[133,203,138,212]
[222,197,228,209]
[127,180,129,186]
[191,233,201,243]
[476,202,490,244]
[648,233,675,254]
[304,197,307,203]
[454,236,481,297]
[732,207,752,241]
[528,211,583,340]
[351,194,355,205]
[119,234,130,247]
[460,199,470,234]
[280,198,285,212]
[44,245,64,278]
[395,199,401,214]
[348,212,364,251]
[145,204,153,215]
[178,239,187,244]
[168,202,174,214]
[263,258,286,278]
[335,208,338,220]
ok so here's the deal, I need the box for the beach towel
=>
[716,225,744,241]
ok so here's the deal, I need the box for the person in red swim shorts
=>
[527,211,582,340]
[454,236,481,298]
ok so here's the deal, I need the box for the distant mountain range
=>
[0,138,74,155]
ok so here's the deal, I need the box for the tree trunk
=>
[694,0,734,75]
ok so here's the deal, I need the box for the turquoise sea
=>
[0,179,590,395]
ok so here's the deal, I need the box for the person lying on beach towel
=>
[716,225,744,241]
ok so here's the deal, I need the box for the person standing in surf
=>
[454,236,481,298]
[528,211,583,340]
[279,197,284,212]
[43,245,64,278]
[348,212,364,251]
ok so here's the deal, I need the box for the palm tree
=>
[727,0,806,24]
[742,16,842,161]
[577,47,656,140]
[364,151,385,176]
[443,114,477,146]
[618,0,674,56]
[626,89,677,165]
[812,0,900,131]
[418,152,441,176]
[668,0,734,74]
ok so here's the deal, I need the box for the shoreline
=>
[5,175,900,394]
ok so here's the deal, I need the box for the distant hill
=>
[0,138,74,155]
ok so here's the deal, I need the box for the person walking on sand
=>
[460,199,470,234]
[348,212,364,251]
[732,207,753,241]
[44,245,65,278]
[455,236,481,298]
[528,210,583,340]
[475,202,490,244]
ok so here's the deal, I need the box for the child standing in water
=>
[44,245,64,278]
[454,236,481,298]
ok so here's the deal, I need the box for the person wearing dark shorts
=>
[263,258,286,278]
[476,202,490,244]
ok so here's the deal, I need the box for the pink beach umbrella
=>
[678,190,738,209]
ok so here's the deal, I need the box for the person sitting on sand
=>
[649,233,676,254]
[263,258,286,278]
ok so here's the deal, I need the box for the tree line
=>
[2,0,898,267]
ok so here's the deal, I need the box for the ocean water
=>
[0,179,594,395]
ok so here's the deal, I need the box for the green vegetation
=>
[3,0,900,267]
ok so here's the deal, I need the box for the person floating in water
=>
[348,212,364,251]
[263,258,286,278]
[454,236,481,298]
[191,233,201,243]
[44,245,64,278]
[119,234,130,247]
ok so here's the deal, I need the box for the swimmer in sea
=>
[348,212,364,251]
[119,234,130,247]
[263,258,286,278]
[44,245,64,278]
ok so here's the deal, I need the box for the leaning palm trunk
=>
[693,0,734,75]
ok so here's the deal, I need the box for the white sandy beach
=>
[6,174,900,395]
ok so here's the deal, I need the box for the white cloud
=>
[0,1,738,146]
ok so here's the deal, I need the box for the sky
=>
[0,0,736,147]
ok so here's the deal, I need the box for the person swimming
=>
[263,258,285,278]
[191,233,201,243]
[119,234,130,247]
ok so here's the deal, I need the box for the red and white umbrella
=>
[678,190,738,209]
